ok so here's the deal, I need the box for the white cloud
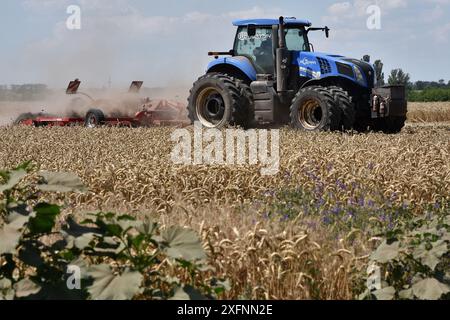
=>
[17,3,282,87]
[328,2,352,15]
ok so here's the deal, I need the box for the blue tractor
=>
[188,17,407,133]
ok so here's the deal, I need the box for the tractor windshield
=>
[234,26,309,73]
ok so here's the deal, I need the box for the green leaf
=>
[370,241,400,263]
[0,169,27,193]
[14,278,41,298]
[170,285,206,300]
[413,240,448,270]
[37,171,87,193]
[28,203,60,235]
[0,212,32,255]
[399,288,414,300]
[372,286,396,300]
[161,226,206,261]
[94,237,126,255]
[62,216,102,250]
[136,219,157,236]
[86,265,143,300]
[412,278,450,300]
[0,278,14,300]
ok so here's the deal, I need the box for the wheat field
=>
[408,102,450,123]
[0,120,449,299]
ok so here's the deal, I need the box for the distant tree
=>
[388,69,410,86]
[414,81,426,90]
[373,60,385,86]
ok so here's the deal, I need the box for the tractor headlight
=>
[353,65,366,86]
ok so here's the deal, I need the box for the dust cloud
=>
[0,86,190,126]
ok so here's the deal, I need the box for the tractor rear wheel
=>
[290,86,340,131]
[328,86,355,130]
[187,73,252,129]
[85,109,105,128]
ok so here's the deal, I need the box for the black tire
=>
[328,86,355,130]
[85,109,105,128]
[373,116,407,134]
[290,86,340,131]
[187,73,253,129]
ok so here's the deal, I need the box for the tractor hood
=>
[294,51,376,88]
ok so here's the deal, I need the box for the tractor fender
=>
[207,56,257,82]
[300,76,364,90]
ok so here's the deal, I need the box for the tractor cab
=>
[232,19,312,74]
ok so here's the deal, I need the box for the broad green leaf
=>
[7,202,31,219]
[399,288,414,300]
[170,285,206,300]
[370,241,400,263]
[68,257,89,279]
[87,265,143,300]
[0,220,27,255]
[37,171,87,193]
[72,233,97,250]
[6,209,32,228]
[28,203,60,235]
[412,278,450,300]
[161,226,206,261]
[136,219,157,236]
[14,278,41,298]
[0,278,14,301]
[444,215,449,226]
[0,169,27,193]
[214,279,231,295]
[372,286,396,300]
[62,216,102,250]
[94,237,126,254]
[413,240,448,270]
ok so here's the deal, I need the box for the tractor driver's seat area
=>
[234,26,274,74]
[253,38,274,74]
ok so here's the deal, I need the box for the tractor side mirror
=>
[325,27,330,38]
[247,24,256,37]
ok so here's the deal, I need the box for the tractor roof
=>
[232,18,312,27]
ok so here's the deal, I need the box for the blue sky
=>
[0,0,449,87]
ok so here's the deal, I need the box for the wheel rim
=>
[195,87,226,128]
[86,114,98,128]
[298,98,323,130]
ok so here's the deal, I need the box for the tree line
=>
[372,59,449,102]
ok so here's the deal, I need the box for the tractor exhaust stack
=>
[276,16,289,93]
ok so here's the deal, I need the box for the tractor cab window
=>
[234,26,310,74]
[234,26,273,74]
[285,28,309,52]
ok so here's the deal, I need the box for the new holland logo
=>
[300,58,317,66]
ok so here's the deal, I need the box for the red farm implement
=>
[15,79,189,128]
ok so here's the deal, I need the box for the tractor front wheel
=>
[290,86,340,131]
[187,73,252,129]
[328,86,355,131]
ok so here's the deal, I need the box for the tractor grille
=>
[336,62,354,79]
[317,58,332,74]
